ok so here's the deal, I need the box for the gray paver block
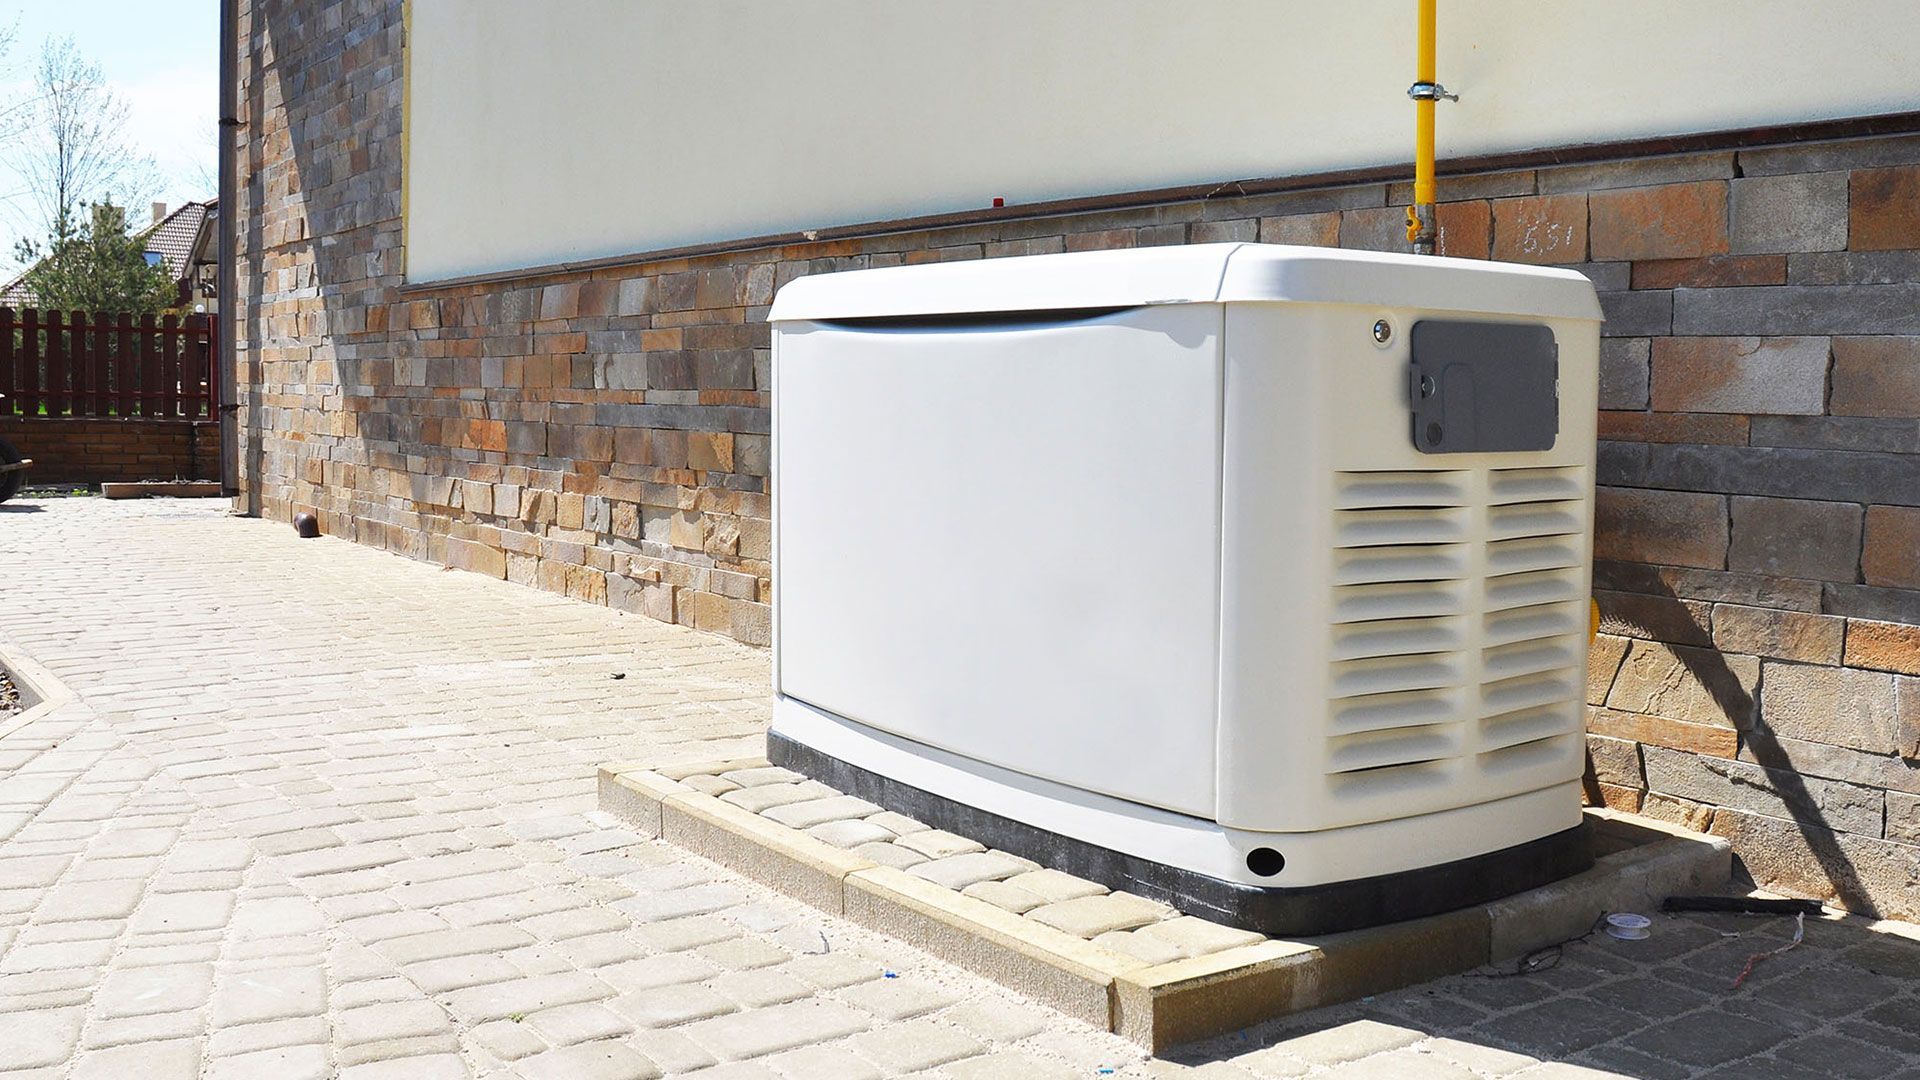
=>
[65,1001,192,1045]
[0,1004,82,1068]
[834,976,961,1021]
[1476,996,1648,1059]
[894,830,986,859]
[1094,929,1184,966]
[608,983,738,1028]
[1629,1010,1794,1067]
[804,819,897,849]
[40,879,145,921]
[864,811,929,837]
[90,828,181,859]
[759,795,883,830]
[468,1017,549,1062]
[201,1044,330,1080]
[630,915,738,954]
[764,1044,885,1080]
[941,1051,1081,1079]
[718,767,805,788]
[94,964,214,1020]
[845,1016,986,1073]
[402,954,521,993]
[1275,1019,1426,1066]
[706,968,813,1009]
[1423,1036,1541,1076]
[1001,868,1109,903]
[0,937,115,973]
[941,998,1049,1044]
[131,890,234,933]
[558,932,646,969]
[697,936,790,971]
[515,1040,663,1080]
[68,1037,202,1080]
[336,1000,453,1045]
[679,999,872,1061]
[166,840,254,873]
[594,953,721,995]
[1134,916,1267,959]
[719,783,830,814]
[850,841,928,869]
[228,896,326,941]
[679,774,740,797]
[440,972,614,1023]
[958,879,1046,914]
[524,1001,633,1045]
[617,863,713,895]
[0,855,75,889]
[335,1033,463,1068]
[334,1054,471,1080]
[203,1016,328,1058]
[1322,1048,1479,1078]
[611,882,748,922]
[519,905,629,942]
[623,1028,717,1074]
[1024,893,1177,938]
[209,967,328,1026]
[778,952,886,991]
[908,851,1039,891]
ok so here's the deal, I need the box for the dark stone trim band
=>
[768,731,1595,938]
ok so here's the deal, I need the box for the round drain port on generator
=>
[1246,848,1285,877]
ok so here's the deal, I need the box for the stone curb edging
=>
[600,760,1733,1051]
[0,640,77,741]
[100,481,225,500]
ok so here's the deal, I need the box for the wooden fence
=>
[0,308,215,420]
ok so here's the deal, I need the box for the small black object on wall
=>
[1409,320,1559,454]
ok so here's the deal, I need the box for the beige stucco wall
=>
[405,0,1920,282]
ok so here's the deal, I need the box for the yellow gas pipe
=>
[1405,0,1452,255]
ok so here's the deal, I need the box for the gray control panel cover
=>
[1408,320,1559,454]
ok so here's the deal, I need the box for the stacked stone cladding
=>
[237,0,1919,917]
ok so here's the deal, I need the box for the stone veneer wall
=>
[237,0,1919,918]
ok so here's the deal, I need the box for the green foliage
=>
[13,201,176,315]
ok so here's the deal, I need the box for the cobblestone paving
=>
[0,497,1916,1079]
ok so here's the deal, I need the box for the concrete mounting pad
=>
[599,758,1733,1051]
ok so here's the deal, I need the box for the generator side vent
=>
[1478,465,1587,774]
[1326,471,1473,785]
[1325,465,1588,809]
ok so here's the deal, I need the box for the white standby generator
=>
[767,243,1603,934]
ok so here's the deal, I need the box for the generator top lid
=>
[767,242,1602,324]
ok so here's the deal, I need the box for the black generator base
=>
[769,730,1595,938]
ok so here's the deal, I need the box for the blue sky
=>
[0,2,216,266]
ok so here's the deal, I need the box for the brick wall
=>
[237,0,1919,918]
[0,418,218,486]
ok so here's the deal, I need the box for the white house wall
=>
[404,0,1920,282]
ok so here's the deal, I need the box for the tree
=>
[12,37,158,246]
[14,200,176,314]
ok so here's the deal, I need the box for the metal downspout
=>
[217,0,240,497]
